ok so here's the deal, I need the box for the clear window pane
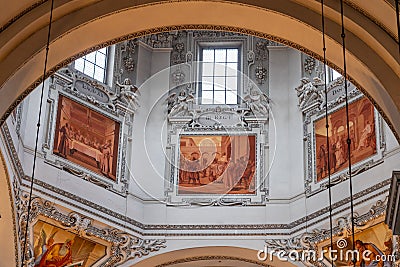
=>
[85,52,96,63]
[215,49,226,62]
[226,63,238,76]
[74,49,108,82]
[331,69,341,80]
[203,49,214,62]
[202,91,214,104]
[75,58,85,72]
[202,83,213,91]
[214,91,225,104]
[202,76,213,85]
[226,90,238,104]
[214,77,225,89]
[202,63,214,76]
[227,49,238,62]
[85,62,95,77]
[200,47,239,105]
[99,48,107,54]
[96,53,106,68]
[226,77,237,91]
[94,66,105,82]
[214,63,225,77]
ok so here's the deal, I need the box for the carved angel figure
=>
[295,77,324,110]
[116,78,140,110]
[244,86,270,116]
[167,88,195,117]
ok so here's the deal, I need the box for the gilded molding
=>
[0,0,47,33]
[1,1,396,40]
[344,0,398,41]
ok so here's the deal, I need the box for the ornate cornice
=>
[0,121,392,237]
[1,24,398,143]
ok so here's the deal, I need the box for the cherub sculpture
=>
[116,78,140,110]
[295,77,324,110]
[167,88,195,117]
[244,85,270,116]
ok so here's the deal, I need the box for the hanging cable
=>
[339,1,356,266]
[396,0,400,55]
[21,0,55,266]
[320,1,334,266]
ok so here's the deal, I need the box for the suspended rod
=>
[339,0,356,266]
[320,0,334,266]
[21,0,55,266]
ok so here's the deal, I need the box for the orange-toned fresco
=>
[178,135,256,195]
[53,95,120,181]
[315,97,376,182]
[322,223,393,266]
[33,221,107,267]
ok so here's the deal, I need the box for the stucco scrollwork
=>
[122,40,137,72]
[304,56,316,75]
[13,181,166,266]
[265,197,387,266]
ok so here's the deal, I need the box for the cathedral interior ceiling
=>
[0,0,399,139]
[0,1,399,266]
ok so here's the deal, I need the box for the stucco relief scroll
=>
[14,181,166,267]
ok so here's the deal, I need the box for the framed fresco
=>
[19,193,166,267]
[298,76,386,195]
[178,134,256,195]
[33,220,107,267]
[314,97,377,182]
[42,69,136,195]
[164,102,269,206]
[53,95,120,181]
[319,223,394,266]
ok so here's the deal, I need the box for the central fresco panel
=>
[178,135,256,195]
[162,30,271,205]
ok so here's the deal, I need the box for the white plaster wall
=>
[268,47,304,201]
[129,44,171,201]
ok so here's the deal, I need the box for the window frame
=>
[73,47,109,84]
[197,44,242,105]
